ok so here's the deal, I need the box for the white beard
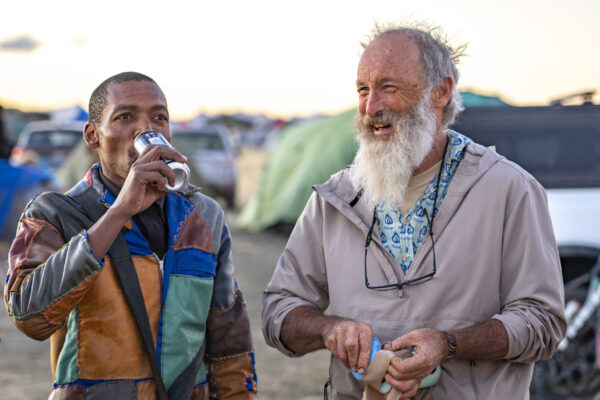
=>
[350,93,438,210]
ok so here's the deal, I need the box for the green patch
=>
[161,275,213,389]
[55,307,79,383]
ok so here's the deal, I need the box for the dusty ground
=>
[0,149,331,399]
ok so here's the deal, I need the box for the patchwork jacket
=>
[4,165,257,399]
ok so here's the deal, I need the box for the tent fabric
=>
[238,109,357,231]
[0,160,49,240]
[459,91,508,107]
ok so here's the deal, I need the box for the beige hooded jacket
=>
[262,141,567,399]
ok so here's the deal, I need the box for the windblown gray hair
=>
[362,22,467,127]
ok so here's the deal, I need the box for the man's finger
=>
[138,144,187,164]
[385,374,420,398]
[335,330,350,368]
[389,333,414,351]
[345,334,360,371]
[357,329,373,374]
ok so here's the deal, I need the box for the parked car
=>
[452,104,600,282]
[12,120,85,170]
[452,104,600,398]
[171,128,237,208]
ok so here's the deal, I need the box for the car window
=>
[491,130,600,188]
[452,106,600,189]
[27,130,82,148]
[174,133,226,151]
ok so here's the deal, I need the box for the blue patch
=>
[165,192,196,247]
[123,223,154,256]
[5,275,9,283]
[246,352,258,391]
[172,248,217,277]
[157,191,198,366]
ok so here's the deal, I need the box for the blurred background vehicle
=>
[451,99,600,400]
[11,120,84,171]
[172,128,237,209]
[451,102,600,284]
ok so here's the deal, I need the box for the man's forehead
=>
[360,32,422,68]
[105,80,167,107]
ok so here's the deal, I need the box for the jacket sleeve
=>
[204,220,257,399]
[492,169,567,363]
[261,191,331,357]
[4,195,105,341]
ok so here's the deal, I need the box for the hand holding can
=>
[134,131,190,192]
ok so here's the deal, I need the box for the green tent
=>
[238,109,357,230]
[459,91,507,106]
[238,92,508,231]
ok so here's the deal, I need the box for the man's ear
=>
[432,76,454,109]
[83,122,100,149]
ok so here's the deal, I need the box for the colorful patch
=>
[160,276,213,390]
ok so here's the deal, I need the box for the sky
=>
[1,0,599,120]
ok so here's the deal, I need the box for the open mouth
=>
[373,123,393,135]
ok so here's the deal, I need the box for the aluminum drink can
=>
[134,131,190,192]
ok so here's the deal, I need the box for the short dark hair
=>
[88,72,158,124]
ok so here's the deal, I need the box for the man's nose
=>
[364,91,384,117]
[136,116,155,135]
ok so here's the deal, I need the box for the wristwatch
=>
[442,331,457,361]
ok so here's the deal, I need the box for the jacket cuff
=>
[81,230,105,266]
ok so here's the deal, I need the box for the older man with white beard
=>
[262,24,566,400]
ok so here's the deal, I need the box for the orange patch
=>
[77,256,162,380]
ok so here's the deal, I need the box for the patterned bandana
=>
[375,130,471,271]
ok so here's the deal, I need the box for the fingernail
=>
[358,367,365,374]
